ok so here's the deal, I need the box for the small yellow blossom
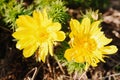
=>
[64,18,118,68]
[12,9,66,62]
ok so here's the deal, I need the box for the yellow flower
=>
[64,18,118,68]
[12,9,66,62]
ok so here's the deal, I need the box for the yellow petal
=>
[90,27,102,40]
[38,43,48,62]
[85,56,92,65]
[16,15,35,29]
[16,38,35,50]
[75,56,84,63]
[48,41,53,56]
[70,19,80,34]
[100,35,112,44]
[85,63,90,71]
[12,30,33,40]
[33,11,41,26]
[33,10,43,26]
[90,20,101,34]
[53,31,66,41]
[47,22,61,31]
[64,48,75,61]
[86,56,98,67]
[92,56,100,63]
[97,35,112,47]
[93,50,105,62]
[100,45,118,54]
[23,43,38,58]
[91,62,97,67]
[91,57,100,67]
[80,17,91,34]
[43,8,48,21]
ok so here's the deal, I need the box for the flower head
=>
[12,9,66,62]
[64,18,118,68]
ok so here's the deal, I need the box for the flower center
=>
[82,38,97,52]
[35,29,49,43]
[74,36,97,53]
[39,32,48,38]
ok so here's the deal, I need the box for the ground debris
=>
[102,8,120,40]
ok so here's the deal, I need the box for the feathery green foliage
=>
[47,0,69,24]
[35,0,69,25]
[55,41,85,74]
[67,61,85,74]
[81,9,103,22]
[0,0,34,30]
